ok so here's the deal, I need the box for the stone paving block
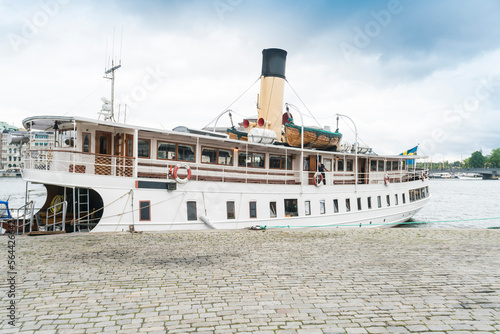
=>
[3,229,500,333]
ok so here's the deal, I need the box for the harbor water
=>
[1,177,499,229]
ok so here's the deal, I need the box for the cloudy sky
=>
[1,0,499,162]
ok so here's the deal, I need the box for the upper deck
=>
[22,116,427,186]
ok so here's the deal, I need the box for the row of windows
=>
[410,187,429,202]
[138,139,294,170]
[135,189,430,222]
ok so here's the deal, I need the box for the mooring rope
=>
[262,216,500,229]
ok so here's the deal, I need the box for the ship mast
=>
[103,60,121,121]
[100,27,123,122]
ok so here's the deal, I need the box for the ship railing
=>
[38,201,67,232]
[24,149,135,178]
[0,201,35,235]
[137,161,302,185]
[302,169,427,186]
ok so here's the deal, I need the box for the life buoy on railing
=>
[384,174,390,186]
[50,195,64,213]
[173,164,192,184]
[313,172,324,187]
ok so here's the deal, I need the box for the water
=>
[1,177,499,228]
[408,179,500,229]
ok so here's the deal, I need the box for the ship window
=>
[227,201,235,219]
[218,149,233,165]
[346,159,353,172]
[187,201,197,221]
[305,201,311,215]
[386,161,392,171]
[238,152,251,167]
[270,202,277,218]
[320,200,326,214]
[367,197,372,209]
[178,144,195,162]
[139,201,151,221]
[346,199,351,212]
[249,201,257,218]
[402,193,406,204]
[158,142,176,160]
[138,139,150,158]
[392,161,398,170]
[378,161,384,171]
[337,159,344,171]
[269,155,292,170]
[401,160,406,170]
[357,198,362,211]
[284,199,298,217]
[409,190,415,202]
[333,199,339,213]
[82,132,91,153]
[202,147,217,163]
[386,195,391,207]
[252,153,265,168]
[323,159,332,172]
[370,160,377,171]
[377,196,382,208]
[270,155,281,169]
[395,194,399,205]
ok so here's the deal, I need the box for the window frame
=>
[320,200,326,214]
[82,132,91,153]
[139,201,151,221]
[201,146,234,165]
[270,201,277,218]
[333,199,339,213]
[187,201,197,221]
[138,139,151,159]
[345,198,351,212]
[158,141,196,162]
[227,201,235,219]
[249,201,257,218]
[305,200,311,216]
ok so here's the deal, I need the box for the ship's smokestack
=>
[256,48,287,140]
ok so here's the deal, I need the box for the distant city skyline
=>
[1,0,499,162]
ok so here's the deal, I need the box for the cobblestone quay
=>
[1,229,500,333]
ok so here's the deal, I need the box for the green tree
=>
[469,151,486,168]
[488,148,500,168]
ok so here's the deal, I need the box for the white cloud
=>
[1,0,499,163]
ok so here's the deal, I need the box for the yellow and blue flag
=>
[399,145,418,165]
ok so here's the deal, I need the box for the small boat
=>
[226,126,248,141]
[284,121,342,149]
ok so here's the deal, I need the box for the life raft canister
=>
[173,164,192,184]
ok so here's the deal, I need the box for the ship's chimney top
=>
[261,48,287,79]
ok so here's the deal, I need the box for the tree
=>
[488,148,500,168]
[469,151,486,168]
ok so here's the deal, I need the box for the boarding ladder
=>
[76,188,92,232]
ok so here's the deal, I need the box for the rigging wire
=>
[285,79,322,128]
[203,76,261,129]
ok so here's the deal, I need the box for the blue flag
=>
[399,146,418,165]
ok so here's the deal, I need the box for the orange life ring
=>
[313,172,323,187]
[384,175,390,185]
[173,164,191,184]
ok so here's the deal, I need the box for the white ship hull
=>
[23,167,430,232]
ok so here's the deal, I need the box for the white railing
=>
[23,149,426,186]
[137,160,302,185]
[39,201,67,232]
[25,150,135,178]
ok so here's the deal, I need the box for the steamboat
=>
[17,48,429,233]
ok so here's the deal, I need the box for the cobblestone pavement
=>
[1,228,500,333]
